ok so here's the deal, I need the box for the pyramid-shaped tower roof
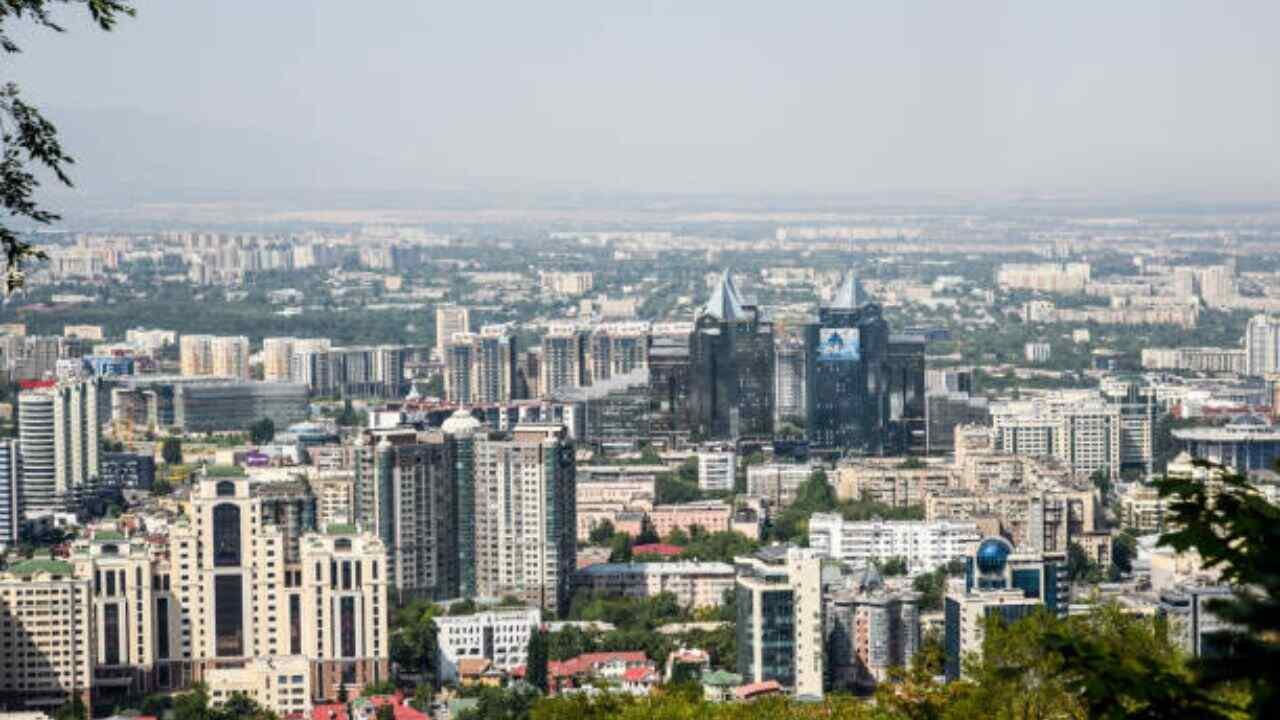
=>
[828,269,864,310]
[703,269,748,321]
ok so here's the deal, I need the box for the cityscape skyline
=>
[0,2,1276,718]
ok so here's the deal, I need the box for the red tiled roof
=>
[363,694,429,720]
[631,543,683,557]
[549,651,649,679]
[622,666,657,682]
[734,680,783,700]
[312,704,349,720]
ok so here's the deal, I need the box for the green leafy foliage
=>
[389,598,439,686]
[0,1,135,290]
[656,470,702,505]
[248,417,276,444]
[911,559,965,612]
[877,556,908,577]
[588,519,616,545]
[1151,463,1280,717]
[457,684,540,720]
[770,470,925,542]
[161,436,183,465]
[526,630,549,693]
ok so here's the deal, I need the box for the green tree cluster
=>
[248,417,276,444]
[161,436,184,465]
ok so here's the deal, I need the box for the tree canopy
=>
[0,0,135,290]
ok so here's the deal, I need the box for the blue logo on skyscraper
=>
[818,328,860,362]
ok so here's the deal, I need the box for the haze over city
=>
[10,1,1280,204]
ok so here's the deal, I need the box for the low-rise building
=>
[649,501,732,537]
[808,515,979,574]
[206,656,312,718]
[834,460,955,506]
[746,463,816,508]
[434,607,541,683]
[574,562,735,608]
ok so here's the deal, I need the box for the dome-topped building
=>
[441,408,482,436]
[975,537,1012,574]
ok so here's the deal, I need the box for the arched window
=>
[334,538,353,553]
[212,503,241,567]
[216,480,236,497]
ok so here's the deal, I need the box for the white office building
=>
[434,607,541,682]
[807,514,980,574]
[696,451,735,493]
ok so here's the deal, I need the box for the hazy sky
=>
[8,1,1279,198]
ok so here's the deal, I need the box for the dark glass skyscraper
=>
[690,271,775,440]
[805,271,925,454]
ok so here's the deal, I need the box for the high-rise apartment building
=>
[990,392,1123,479]
[179,334,214,376]
[735,548,824,698]
[1245,314,1280,376]
[443,333,476,404]
[445,327,520,404]
[180,334,249,379]
[473,424,576,615]
[435,304,471,358]
[18,379,101,517]
[690,271,775,440]
[352,429,460,601]
[263,337,295,382]
[0,440,18,549]
[541,324,589,396]
[587,322,650,384]
[0,559,93,709]
[825,565,920,692]
[17,391,56,516]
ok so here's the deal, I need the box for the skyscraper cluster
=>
[351,413,577,614]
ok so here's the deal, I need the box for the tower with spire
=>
[689,270,775,440]
[804,268,898,454]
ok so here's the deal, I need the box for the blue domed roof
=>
[975,538,1012,573]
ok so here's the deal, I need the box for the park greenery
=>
[768,470,924,543]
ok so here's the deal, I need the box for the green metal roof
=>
[8,559,75,576]
[326,523,357,536]
[205,464,246,477]
[701,669,743,687]
[94,530,126,541]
